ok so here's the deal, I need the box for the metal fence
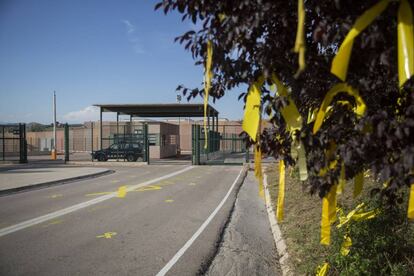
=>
[192,124,248,165]
[65,121,148,162]
[0,124,27,163]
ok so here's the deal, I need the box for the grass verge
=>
[265,163,414,275]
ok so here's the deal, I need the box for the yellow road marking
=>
[188,183,197,186]
[96,232,117,239]
[133,185,162,192]
[117,185,127,198]
[165,199,174,203]
[48,194,63,199]
[42,219,63,227]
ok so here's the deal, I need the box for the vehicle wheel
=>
[126,154,136,162]
[136,156,144,162]
[98,154,107,162]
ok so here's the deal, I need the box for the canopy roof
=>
[94,103,218,118]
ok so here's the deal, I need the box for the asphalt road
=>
[0,165,245,275]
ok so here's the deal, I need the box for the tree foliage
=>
[156,0,414,203]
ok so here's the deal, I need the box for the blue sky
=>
[0,0,244,124]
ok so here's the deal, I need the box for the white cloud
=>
[63,106,99,123]
[121,19,145,54]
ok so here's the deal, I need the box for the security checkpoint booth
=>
[94,103,222,164]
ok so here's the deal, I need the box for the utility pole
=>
[51,91,57,160]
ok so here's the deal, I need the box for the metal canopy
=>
[94,103,219,118]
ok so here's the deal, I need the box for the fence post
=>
[195,125,200,165]
[91,122,94,162]
[143,123,149,163]
[64,124,69,162]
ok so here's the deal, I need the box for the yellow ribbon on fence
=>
[398,0,414,87]
[254,145,264,199]
[354,172,364,198]
[321,184,337,245]
[294,0,306,77]
[204,40,213,149]
[277,159,286,222]
[242,77,264,142]
[316,262,329,276]
[408,184,414,219]
[313,83,366,134]
[331,0,391,81]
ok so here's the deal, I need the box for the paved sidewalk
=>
[0,167,110,193]
[206,171,282,275]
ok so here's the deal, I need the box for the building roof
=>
[93,103,219,118]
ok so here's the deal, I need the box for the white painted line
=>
[156,166,245,276]
[0,166,194,238]
[263,172,292,276]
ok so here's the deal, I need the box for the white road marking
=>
[0,166,194,238]
[156,166,244,276]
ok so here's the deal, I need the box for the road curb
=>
[66,161,147,167]
[263,172,293,276]
[0,169,114,197]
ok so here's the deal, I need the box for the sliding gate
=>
[0,124,27,163]
[191,124,248,165]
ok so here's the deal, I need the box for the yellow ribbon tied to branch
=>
[331,0,414,87]
[255,144,264,199]
[294,0,306,77]
[408,183,414,219]
[398,0,414,87]
[204,40,213,149]
[271,73,308,180]
[276,159,286,221]
[313,83,366,134]
[331,0,391,81]
[354,172,364,198]
[321,184,337,245]
[242,77,264,142]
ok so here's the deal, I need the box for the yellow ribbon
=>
[277,160,286,222]
[316,262,329,276]
[337,162,346,195]
[297,141,308,181]
[398,0,414,87]
[313,83,366,134]
[254,145,264,199]
[337,203,379,229]
[271,73,302,130]
[294,0,306,77]
[407,184,414,219]
[242,77,264,141]
[332,0,413,87]
[331,0,391,81]
[340,234,352,256]
[321,184,337,245]
[354,172,364,198]
[204,40,213,149]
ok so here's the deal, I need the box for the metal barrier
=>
[0,124,27,163]
[191,124,248,165]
